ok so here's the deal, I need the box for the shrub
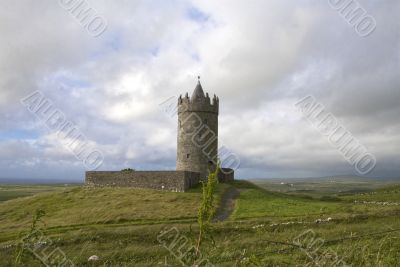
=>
[121,168,135,172]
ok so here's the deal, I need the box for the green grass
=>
[0,184,71,202]
[250,177,398,197]
[340,184,400,202]
[233,184,339,219]
[232,181,400,222]
[0,184,230,240]
[0,180,400,266]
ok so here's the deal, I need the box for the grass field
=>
[0,184,73,202]
[0,179,399,266]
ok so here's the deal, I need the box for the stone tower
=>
[177,77,219,180]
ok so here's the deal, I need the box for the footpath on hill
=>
[213,186,240,222]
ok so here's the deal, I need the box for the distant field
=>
[250,176,400,197]
[0,184,77,202]
[0,179,399,266]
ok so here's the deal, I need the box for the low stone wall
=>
[85,171,200,192]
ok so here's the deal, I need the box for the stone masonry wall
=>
[218,168,234,183]
[85,171,200,192]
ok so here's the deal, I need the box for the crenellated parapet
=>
[177,82,219,114]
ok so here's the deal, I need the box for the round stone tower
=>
[177,77,219,180]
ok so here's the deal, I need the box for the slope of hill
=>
[0,180,399,266]
[0,184,232,239]
[0,184,71,202]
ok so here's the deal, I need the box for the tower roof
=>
[191,76,205,100]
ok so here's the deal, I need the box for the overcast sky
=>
[0,0,399,181]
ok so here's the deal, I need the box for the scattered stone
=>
[315,218,333,224]
[354,200,400,206]
[88,255,99,261]
[252,224,265,229]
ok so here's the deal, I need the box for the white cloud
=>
[0,0,399,180]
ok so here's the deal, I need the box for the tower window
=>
[186,154,190,158]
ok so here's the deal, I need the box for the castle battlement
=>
[178,80,219,114]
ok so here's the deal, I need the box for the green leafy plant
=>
[195,164,219,257]
[13,209,46,267]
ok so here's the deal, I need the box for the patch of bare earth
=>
[213,187,240,222]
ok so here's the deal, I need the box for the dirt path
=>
[213,187,240,222]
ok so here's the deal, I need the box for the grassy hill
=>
[0,184,232,240]
[0,180,399,266]
[0,184,70,202]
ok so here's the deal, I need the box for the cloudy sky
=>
[0,0,399,181]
